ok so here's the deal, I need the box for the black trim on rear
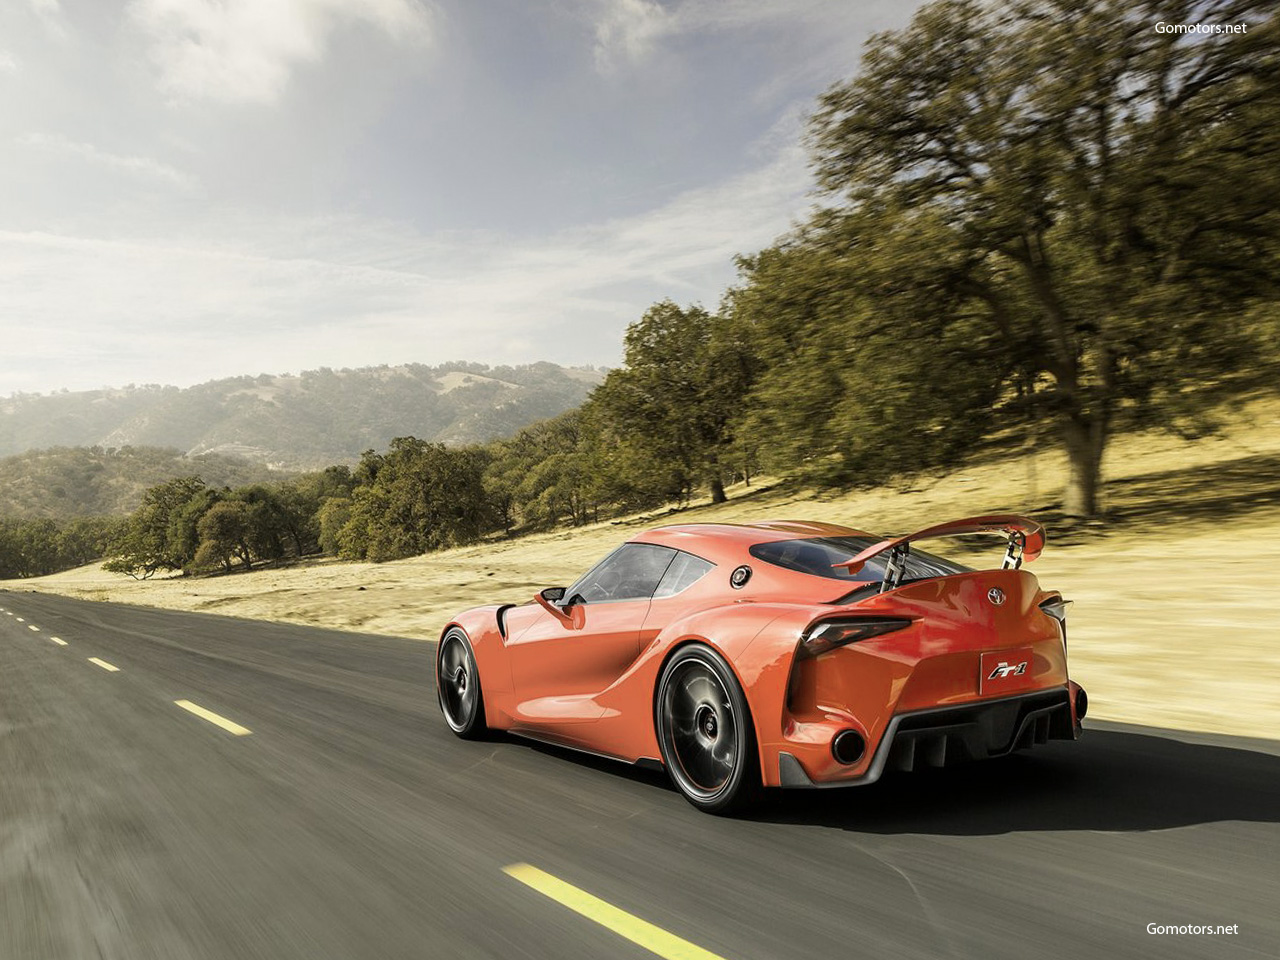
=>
[778,687,1076,789]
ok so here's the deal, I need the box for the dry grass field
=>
[9,394,1280,739]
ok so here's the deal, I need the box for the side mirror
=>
[535,587,584,628]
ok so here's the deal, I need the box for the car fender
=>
[440,605,515,700]
[640,602,820,777]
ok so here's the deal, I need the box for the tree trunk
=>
[710,476,727,504]
[1061,416,1106,517]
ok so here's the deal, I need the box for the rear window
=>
[748,536,970,584]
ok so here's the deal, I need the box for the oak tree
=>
[801,0,1279,514]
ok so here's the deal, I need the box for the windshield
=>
[748,536,970,583]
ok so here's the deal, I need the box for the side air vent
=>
[496,604,516,639]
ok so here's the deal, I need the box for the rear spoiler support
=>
[1002,530,1027,571]
[881,543,910,593]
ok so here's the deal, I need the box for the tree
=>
[57,516,126,568]
[802,0,1280,515]
[316,497,353,555]
[167,486,221,570]
[194,501,254,573]
[105,476,209,578]
[0,516,125,579]
[489,412,591,528]
[728,214,1014,486]
[338,439,490,561]
[233,485,290,563]
[0,520,20,578]
[285,466,355,557]
[0,518,61,577]
[592,301,756,504]
[482,440,520,535]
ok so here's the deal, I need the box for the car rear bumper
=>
[776,687,1079,789]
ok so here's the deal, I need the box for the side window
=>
[566,544,676,604]
[653,551,715,598]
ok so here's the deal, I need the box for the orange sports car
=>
[436,515,1087,813]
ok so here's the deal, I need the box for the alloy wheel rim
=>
[439,636,475,728]
[663,659,738,797]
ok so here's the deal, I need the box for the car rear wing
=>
[833,514,1045,593]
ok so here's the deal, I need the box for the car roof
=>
[625,520,888,600]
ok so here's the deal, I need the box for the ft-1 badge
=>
[980,647,1035,694]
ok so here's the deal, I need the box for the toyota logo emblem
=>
[987,588,1006,606]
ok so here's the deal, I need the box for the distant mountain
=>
[0,446,291,520]
[0,362,604,469]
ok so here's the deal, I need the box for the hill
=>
[0,446,291,520]
[0,362,603,469]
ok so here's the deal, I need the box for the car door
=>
[507,543,676,715]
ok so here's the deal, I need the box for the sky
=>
[0,0,921,395]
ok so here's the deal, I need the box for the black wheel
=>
[437,629,487,739]
[656,644,760,814]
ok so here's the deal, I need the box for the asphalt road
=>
[3,591,1277,960]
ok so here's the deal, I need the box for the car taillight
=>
[799,617,912,657]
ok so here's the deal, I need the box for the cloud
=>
[25,0,67,40]
[587,0,880,75]
[0,117,813,393]
[15,132,196,189]
[524,120,811,297]
[0,51,17,74]
[127,0,433,105]
[591,0,669,74]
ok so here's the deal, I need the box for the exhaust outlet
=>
[1075,687,1088,720]
[832,729,866,765]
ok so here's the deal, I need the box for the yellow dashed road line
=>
[503,863,730,960]
[174,700,252,736]
[5,614,260,745]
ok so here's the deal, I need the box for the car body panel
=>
[437,516,1084,789]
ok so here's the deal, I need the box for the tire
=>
[437,628,487,739]
[656,643,761,814]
